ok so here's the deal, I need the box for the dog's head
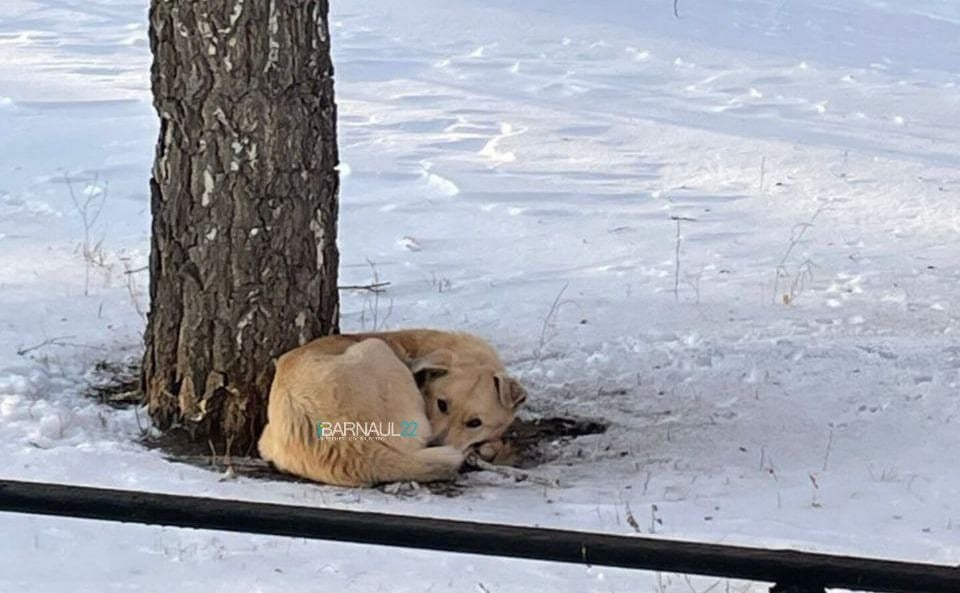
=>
[409,350,526,454]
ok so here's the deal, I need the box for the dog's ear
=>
[408,349,452,389]
[494,373,527,410]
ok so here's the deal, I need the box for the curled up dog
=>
[257,330,526,487]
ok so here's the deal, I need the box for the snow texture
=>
[0,0,958,591]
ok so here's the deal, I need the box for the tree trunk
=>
[143,0,339,455]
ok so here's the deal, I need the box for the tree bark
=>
[143,0,339,454]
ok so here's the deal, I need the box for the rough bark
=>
[144,0,339,454]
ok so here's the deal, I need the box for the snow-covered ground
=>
[1,0,959,591]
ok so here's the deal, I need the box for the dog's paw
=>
[474,439,505,461]
[473,439,518,466]
[420,445,466,470]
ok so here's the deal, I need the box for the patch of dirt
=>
[502,416,608,469]
[142,426,234,457]
[86,360,142,408]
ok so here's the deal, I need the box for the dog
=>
[258,330,526,486]
[257,338,463,487]
[298,330,526,457]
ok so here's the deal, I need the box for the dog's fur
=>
[299,330,526,452]
[297,329,505,368]
[258,338,464,487]
[258,330,526,486]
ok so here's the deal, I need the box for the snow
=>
[1,0,959,591]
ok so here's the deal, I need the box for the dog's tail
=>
[363,443,464,485]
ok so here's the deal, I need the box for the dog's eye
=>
[465,418,482,428]
[437,399,449,413]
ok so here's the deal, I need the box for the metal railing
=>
[0,479,957,592]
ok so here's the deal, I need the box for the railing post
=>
[770,584,827,593]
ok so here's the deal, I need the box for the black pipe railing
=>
[0,479,957,592]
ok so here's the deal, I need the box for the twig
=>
[16,336,76,356]
[534,282,569,360]
[134,405,146,435]
[673,0,680,18]
[684,267,703,305]
[822,426,834,471]
[670,216,697,302]
[63,171,109,296]
[339,281,390,293]
[16,336,106,356]
[759,156,766,192]
[359,259,392,330]
[772,203,827,304]
[121,259,147,319]
[625,502,641,532]
[675,219,681,301]
[785,259,816,305]
[466,455,559,488]
[685,575,722,593]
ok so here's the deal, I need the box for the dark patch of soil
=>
[502,416,608,469]
[87,360,143,408]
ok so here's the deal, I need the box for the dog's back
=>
[297,329,505,370]
[258,338,463,487]
[360,329,505,369]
